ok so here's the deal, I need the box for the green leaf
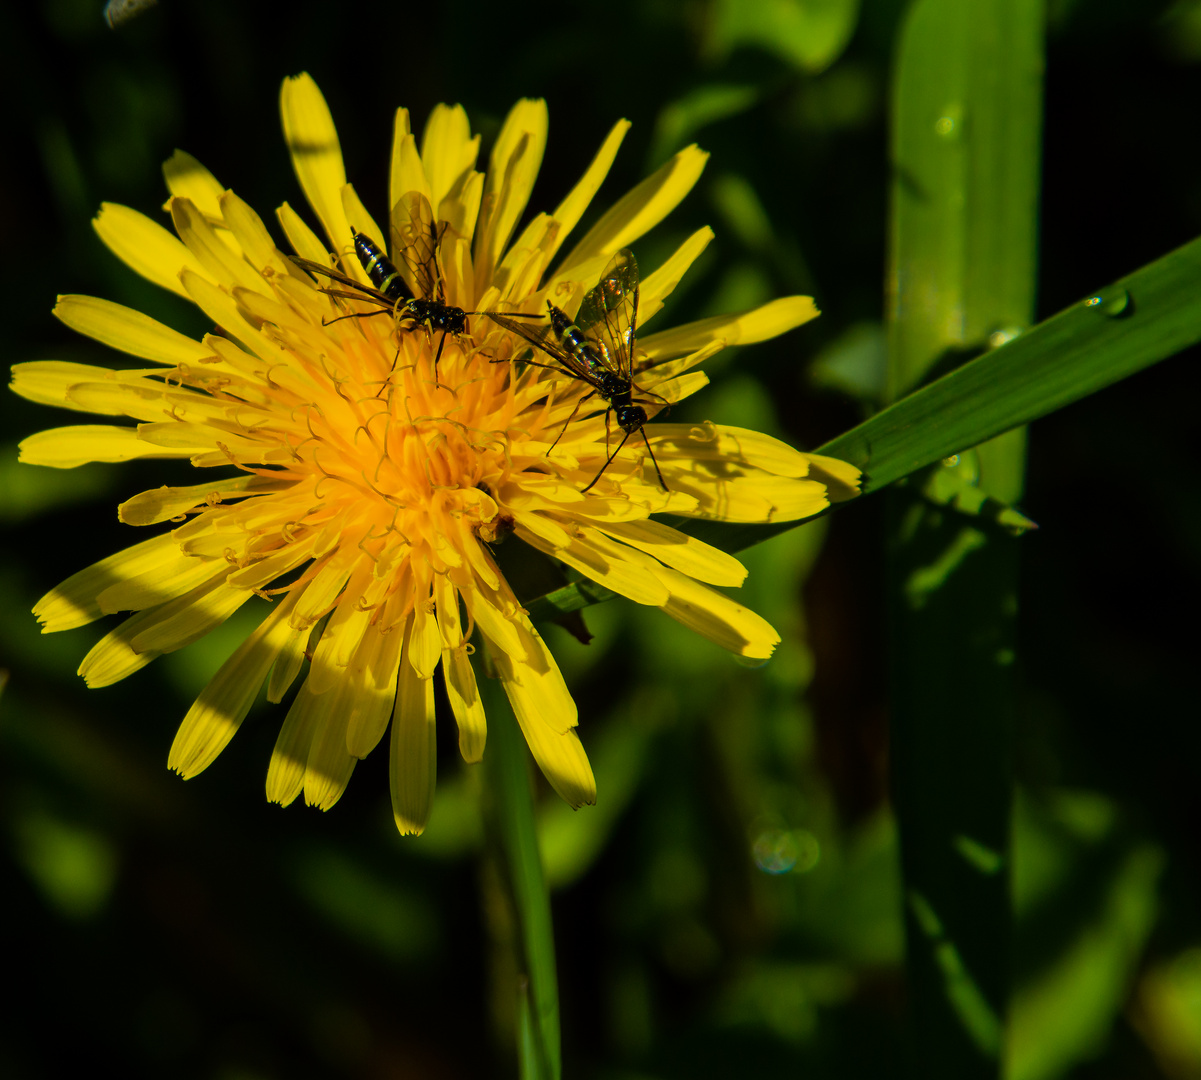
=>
[1009,791,1164,1080]
[908,451,1038,534]
[705,0,862,74]
[883,2,1042,1077]
[822,241,1201,495]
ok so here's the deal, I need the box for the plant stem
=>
[479,663,561,1080]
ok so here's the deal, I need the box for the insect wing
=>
[390,191,442,302]
[289,256,394,309]
[485,312,601,386]
[576,249,639,377]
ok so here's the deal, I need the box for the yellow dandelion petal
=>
[806,454,866,502]
[17,77,860,832]
[393,129,432,209]
[536,119,630,264]
[390,640,437,836]
[78,569,241,688]
[135,421,261,456]
[341,183,388,262]
[493,613,578,737]
[637,226,716,327]
[267,622,313,705]
[128,577,253,655]
[226,535,326,592]
[93,202,207,298]
[177,269,268,357]
[639,339,727,390]
[504,114,633,265]
[172,197,270,297]
[305,576,374,696]
[345,618,405,759]
[387,107,412,216]
[276,200,333,266]
[437,169,484,249]
[492,647,595,809]
[422,103,481,213]
[118,477,270,527]
[290,545,363,630]
[19,424,197,469]
[280,72,351,254]
[598,519,748,588]
[60,378,218,425]
[162,149,227,224]
[169,589,301,779]
[461,583,524,666]
[645,370,710,406]
[303,677,358,811]
[97,552,230,618]
[35,532,195,632]
[474,98,548,292]
[653,422,822,477]
[516,525,671,607]
[12,361,158,413]
[556,144,709,276]
[53,295,214,366]
[407,577,442,680]
[78,620,162,688]
[435,574,486,762]
[640,295,820,361]
[266,678,320,807]
[650,564,782,659]
[219,190,299,279]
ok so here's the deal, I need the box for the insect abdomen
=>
[548,304,607,372]
[352,230,406,303]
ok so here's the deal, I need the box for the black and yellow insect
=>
[486,249,667,493]
[292,192,471,382]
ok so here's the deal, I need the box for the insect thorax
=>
[597,371,630,400]
[402,299,468,334]
[614,402,647,434]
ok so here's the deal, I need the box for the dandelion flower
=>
[12,74,860,835]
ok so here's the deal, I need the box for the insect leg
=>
[373,332,406,399]
[547,390,596,454]
[641,428,668,491]
[488,355,562,373]
[432,328,449,387]
[581,428,633,494]
[323,308,394,326]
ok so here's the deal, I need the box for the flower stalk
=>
[480,658,560,1080]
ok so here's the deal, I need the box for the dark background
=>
[2,0,1200,1077]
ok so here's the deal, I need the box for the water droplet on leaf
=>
[1084,287,1132,318]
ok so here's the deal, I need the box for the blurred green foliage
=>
[2,0,1200,1078]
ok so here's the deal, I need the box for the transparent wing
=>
[484,311,602,388]
[289,256,394,309]
[390,191,441,301]
[576,249,639,376]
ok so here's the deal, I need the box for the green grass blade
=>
[825,236,1201,494]
[480,669,561,1080]
[886,0,1042,1075]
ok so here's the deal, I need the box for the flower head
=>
[12,74,859,834]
